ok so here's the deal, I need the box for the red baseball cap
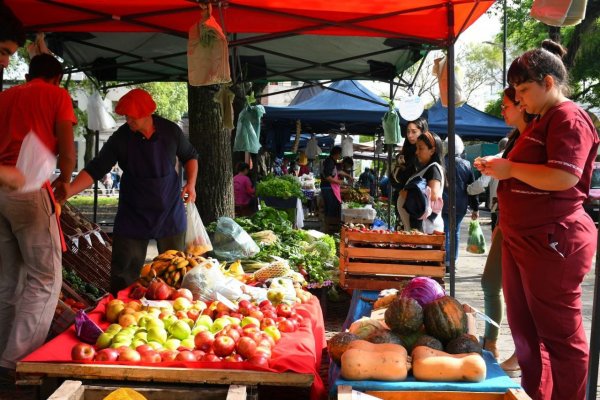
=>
[115,88,156,118]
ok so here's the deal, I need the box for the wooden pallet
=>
[338,386,531,400]
[339,228,445,291]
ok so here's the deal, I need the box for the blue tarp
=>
[427,101,511,140]
[264,80,392,134]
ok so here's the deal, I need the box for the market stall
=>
[18,285,326,399]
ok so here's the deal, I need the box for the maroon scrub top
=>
[498,101,599,236]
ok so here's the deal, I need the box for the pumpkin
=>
[384,297,423,335]
[328,332,360,365]
[445,334,482,355]
[366,329,405,346]
[414,334,444,351]
[423,296,467,343]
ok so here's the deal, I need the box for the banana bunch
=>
[220,260,245,280]
[250,230,278,245]
[139,249,204,288]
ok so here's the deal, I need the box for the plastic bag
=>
[466,220,486,254]
[181,258,228,302]
[16,131,56,193]
[185,202,212,255]
[74,310,103,344]
[212,217,260,261]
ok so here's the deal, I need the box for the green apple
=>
[191,300,207,312]
[164,338,181,351]
[169,320,191,340]
[227,316,241,327]
[210,317,231,334]
[191,325,209,336]
[148,341,163,350]
[134,331,148,342]
[180,337,195,350]
[173,297,192,312]
[147,307,161,318]
[181,317,195,329]
[263,325,282,342]
[132,338,147,348]
[106,324,123,334]
[241,316,260,328]
[162,314,178,330]
[96,332,114,349]
[137,316,152,328]
[146,317,165,330]
[110,340,131,349]
[147,326,168,344]
[195,315,213,330]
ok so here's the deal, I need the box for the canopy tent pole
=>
[92,130,100,223]
[447,3,457,297]
[586,216,600,399]
[387,81,393,228]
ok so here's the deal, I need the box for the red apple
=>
[95,348,119,362]
[194,330,215,352]
[213,335,236,357]
[291,314,304,325]
[71,343,96,361]
[118,348,141,362]
[259,299,272,309]
[242,325,260,337]
[276,303,293,318]
[192,350,206,360]
[257,334,275,348]
[136,344,154,354]
[160,350,179,362]
[201,353,221,362]
[176,310,188,320]
[176,350,197,362]
[248,354,270,368]
[224,353,244,362]
[255,345,272,359]
[248,309,264,321]
[238,299,252,310]
[236,336,257,359]
[229,312,243,321]
[277,319,296,333]
[146,279,172,300]
[140,350,161,363]
[225,326,241,343]
[215,310,230,319]
[260,317,276,329]
[262,310,277,320]
[171,288,194,302]
[215,301,232,314]
[187,309,201,322]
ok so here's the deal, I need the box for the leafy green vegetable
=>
[256,175,304,200]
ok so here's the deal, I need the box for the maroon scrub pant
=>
[502,215,596,400]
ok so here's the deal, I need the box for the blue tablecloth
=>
[328,290,522,396]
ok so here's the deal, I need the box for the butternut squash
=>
[340,342,408,381]
[411,345,486,382]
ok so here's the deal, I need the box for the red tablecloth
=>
[23,287,327,400]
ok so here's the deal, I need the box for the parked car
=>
[584,162,600,224]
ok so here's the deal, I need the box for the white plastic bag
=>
[432,56,466,108]
[181,258,226,302]
[185,202,213,255]
[16,131,56,193]
[530,0,587,27]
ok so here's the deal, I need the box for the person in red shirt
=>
[477,40,599,400]
[0,54,77,382]
[233,162,256,215]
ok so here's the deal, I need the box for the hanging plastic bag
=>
[233,105,265,154]
[212,217,260,261]
[382,107,401,145]
[530,0,586,27]
[466,220,486,254]
[185,202,213,256]
[432,56,466,108]
[16,131,56,193]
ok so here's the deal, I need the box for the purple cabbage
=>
[400,277,445,306]
[75,310,103,344]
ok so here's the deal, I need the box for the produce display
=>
[256,175,305,200]
[329,277,486,383]
[341,187,371,204]
[62,267,105,302]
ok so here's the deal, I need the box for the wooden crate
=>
[339,228,446,290]
[338,386,532,400]
[48,380,248,400]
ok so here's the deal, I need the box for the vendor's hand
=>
[181,182,196,203]
[473,156,493,172]
[481,157,513,180]
[471,210,479,220]
[52,180,70,204]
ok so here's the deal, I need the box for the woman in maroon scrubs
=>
[477,40,599,400]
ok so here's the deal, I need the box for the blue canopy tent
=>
[263,80,399,134]
[427,101,511,141]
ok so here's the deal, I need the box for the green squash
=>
[384,297,424,335]
[423,296,468,344]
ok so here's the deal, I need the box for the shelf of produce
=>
[339,229,446,291]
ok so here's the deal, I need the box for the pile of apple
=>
[70,288,304,368]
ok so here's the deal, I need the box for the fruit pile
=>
[139,250,206,289]
[71,289,304,366]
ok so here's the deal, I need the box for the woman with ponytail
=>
[476,40,599,400]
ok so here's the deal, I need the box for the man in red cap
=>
[0,53,77,384]
[68,88,199,295]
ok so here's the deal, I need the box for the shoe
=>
[500,353,521,378]
[481,338,499,360]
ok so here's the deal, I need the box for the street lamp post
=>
[503,0,507,88]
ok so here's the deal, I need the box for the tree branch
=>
[564,1,600,70]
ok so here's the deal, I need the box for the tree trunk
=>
[188,84,234,223]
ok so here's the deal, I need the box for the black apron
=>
[114,131,186,240]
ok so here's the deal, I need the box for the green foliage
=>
[484,96,503,119]
[139,82,188,122]
[256,174,304,200]
[68,196,119,207]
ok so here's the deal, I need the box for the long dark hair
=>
[417,131,446,186]
[507,39,570,96]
